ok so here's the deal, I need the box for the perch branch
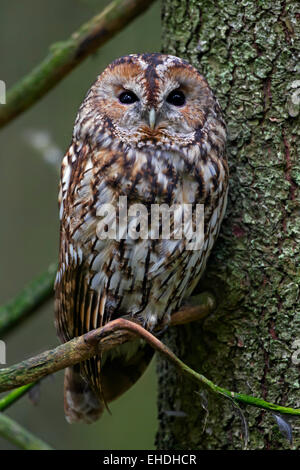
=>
[0,0,156,128]
[0,310,299,418]
[0,296,214,391]
[0,412,52,450]
[0,264,57,336]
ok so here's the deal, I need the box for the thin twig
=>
[98,320,300,417]
[0,264,57,336]
[0,0,156,128]
[0,412,52,450]
[0,297,214,390]
[0,313,299,418]
[0,383,36,412]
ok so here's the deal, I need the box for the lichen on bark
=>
[156,0,300,450]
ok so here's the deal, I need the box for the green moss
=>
[157,0,300,450]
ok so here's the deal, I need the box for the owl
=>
[55,53,228,423]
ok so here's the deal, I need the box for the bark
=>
[0,300,213,392]
[156,0,300,450]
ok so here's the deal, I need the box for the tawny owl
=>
[55,53,228,423]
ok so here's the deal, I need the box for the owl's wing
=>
[54,142,154,423]
[55,142,92,343]
[54,142,107,422]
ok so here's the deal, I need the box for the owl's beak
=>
[149,108,156,130]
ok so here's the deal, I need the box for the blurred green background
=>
[0,0,161,450]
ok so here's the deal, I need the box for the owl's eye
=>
[119,90,139,104]
[166,89,186,107]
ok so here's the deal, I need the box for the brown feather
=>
[55,53,228,423]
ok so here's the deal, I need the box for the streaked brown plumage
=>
[55,53,228,423]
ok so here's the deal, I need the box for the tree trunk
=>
[156,0,299,450]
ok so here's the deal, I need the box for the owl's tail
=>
[64,341,154,424]
[64,365,104,424]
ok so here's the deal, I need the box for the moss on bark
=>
[156,0,300,450]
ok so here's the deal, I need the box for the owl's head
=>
[75,54,224,151]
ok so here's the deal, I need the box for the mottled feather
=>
[55,53,228,423]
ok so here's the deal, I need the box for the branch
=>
[99,320,300,417]
[0,305,299,418]
[0,412,52,450]
[0,296,214,391]
[0,0,156,128]
[0,299,212,450]
[0,264,57,336]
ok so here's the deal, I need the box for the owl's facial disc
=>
[86,54,215,148]
[103,82,194,141]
